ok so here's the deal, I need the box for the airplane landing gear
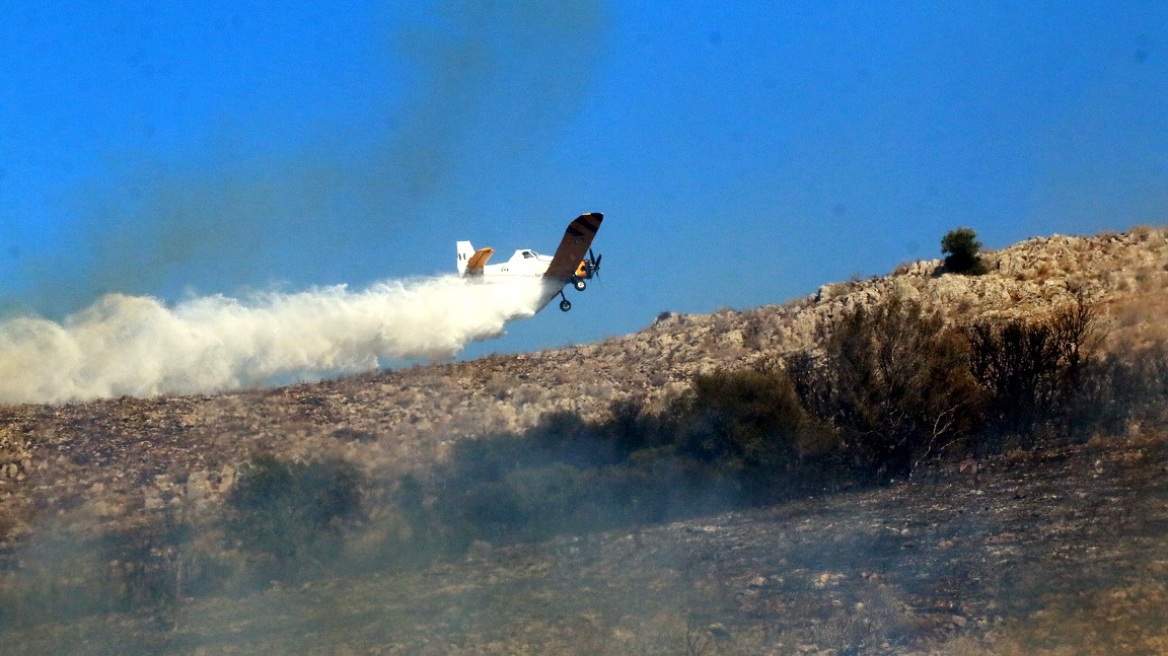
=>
[573,278,587,291]
[558,290,572,312]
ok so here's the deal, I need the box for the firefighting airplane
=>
[456,212,603,312]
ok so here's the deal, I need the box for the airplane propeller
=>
[587,248,603,279]
[572,249,603,293]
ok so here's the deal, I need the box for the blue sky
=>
[2,1,1166,359]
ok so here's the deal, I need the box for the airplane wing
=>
[544,212,603,280]
[535,212,604,310]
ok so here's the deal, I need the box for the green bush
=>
[941,227,986,275]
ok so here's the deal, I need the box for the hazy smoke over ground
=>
[0,275,544,405]
[0,1,605,403]
[16,0,607,315]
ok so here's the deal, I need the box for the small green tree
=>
[941,227,986,274]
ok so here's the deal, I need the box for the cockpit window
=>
[522,251,534,259]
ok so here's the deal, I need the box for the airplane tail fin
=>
[456,240,475,275]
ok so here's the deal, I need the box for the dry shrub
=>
[223,454,363,580]
[966,290,1103,444]
[675,368,815,471]
[893,260,917,276]
[1131,224,1155,240]
[794,295,983,477]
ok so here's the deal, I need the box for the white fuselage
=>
[479,249,553,277]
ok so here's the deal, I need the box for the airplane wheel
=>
[559,299,572,312]
[574,279,587,291]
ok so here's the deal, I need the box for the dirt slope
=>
[5,430,1168,655]
[1,226,1166,654]
[2,227,1164,546]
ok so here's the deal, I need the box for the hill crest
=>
[1,225,1166,544]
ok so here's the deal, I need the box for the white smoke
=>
[0,275,546,405]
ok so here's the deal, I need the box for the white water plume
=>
[0,275,545,405]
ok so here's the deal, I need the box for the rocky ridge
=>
[1,226,1166,551]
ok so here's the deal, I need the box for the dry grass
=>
[4,431,1167,655]
[4,225,1168,654]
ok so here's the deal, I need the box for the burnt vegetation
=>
[381,291,1167,564]
[4,288,1168,634]
[388,292,1164,557]
[222,455,363,579]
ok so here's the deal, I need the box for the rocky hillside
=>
[1,226,1167,551]
[6,391,1168,654]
